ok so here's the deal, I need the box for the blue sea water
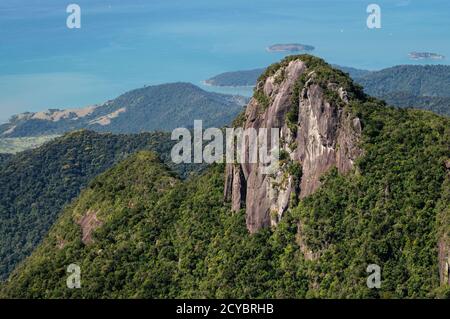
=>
[1,0,449,123]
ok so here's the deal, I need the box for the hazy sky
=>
[1,0,449,123]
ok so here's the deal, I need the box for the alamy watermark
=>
[171,120,280,175]
[366,264,381,289]
[66,263,81,289]
[66,4,81,29]
[367,4,381,29]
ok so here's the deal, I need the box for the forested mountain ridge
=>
[357,65,450,116]
[378,92,450,117]
[205,64,450,116]
[0,130,202,281]
[357,65,450,97]
[204,68,265,87]
[225,55,450,296]
[0,82,247,138]
[203,65,372,87]
[1,56,449,298]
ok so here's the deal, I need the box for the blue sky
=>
[1,0,449,123]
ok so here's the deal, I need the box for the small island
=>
[267,43,315,53]
[409,52,445,61]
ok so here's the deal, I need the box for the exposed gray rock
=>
[77,210,103,245]
[232,165,246,211]
[225,57,363,233]
[438,236,450,285]
[224,164,233,202]
[296,82,362,197]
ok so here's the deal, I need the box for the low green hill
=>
[0,130,202,281]
[0,83,247,138]
[358,65,450,98]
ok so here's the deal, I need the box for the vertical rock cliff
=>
[438,160,450,285]
[225,55,364,233]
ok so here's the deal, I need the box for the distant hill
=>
[333,65,372,78]
[204,65,371,88]
[204,68,265,87]
[0,83,247,138]
[356,65,450,97]
[379,92,450,117]
[356,65,450,116]
[204,64,450,116]
[0,130,203,281]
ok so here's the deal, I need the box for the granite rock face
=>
[224,57,363,233]
[296,81,362,198]
[438,237,450,285]
[438,160,450,285]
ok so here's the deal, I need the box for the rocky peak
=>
[225,55,364,233]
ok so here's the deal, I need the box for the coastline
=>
[201,80,255,89]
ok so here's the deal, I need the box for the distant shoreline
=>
[266,43,315,53]
[201,80,255,89]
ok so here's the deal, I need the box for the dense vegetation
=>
[357,65,450,116]
[204,65,370,87]
[0,135,59,154]
[90,83,247,134]
[0,83,246,138]
[0,153,12,164]
[0,130,202,281]
[357,65,450,98]
[333,65,372,78]
[291,101,450,298]
[205,64,450,116]
[380,92,450,117]
[1,57,449,298]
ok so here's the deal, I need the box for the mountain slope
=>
[205,64,450,116]
[0,153,228,298]
[0,83,247,138]
[205,64,450,97]
[356,65,450,116]
[0,130,202,281]
[225,55,450,297]
[205,68,265,87]
[2,56,449,298]
[204,65,371,87]
[334,65,372,78]
[357,65,450,97]
[379,92,450,117]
